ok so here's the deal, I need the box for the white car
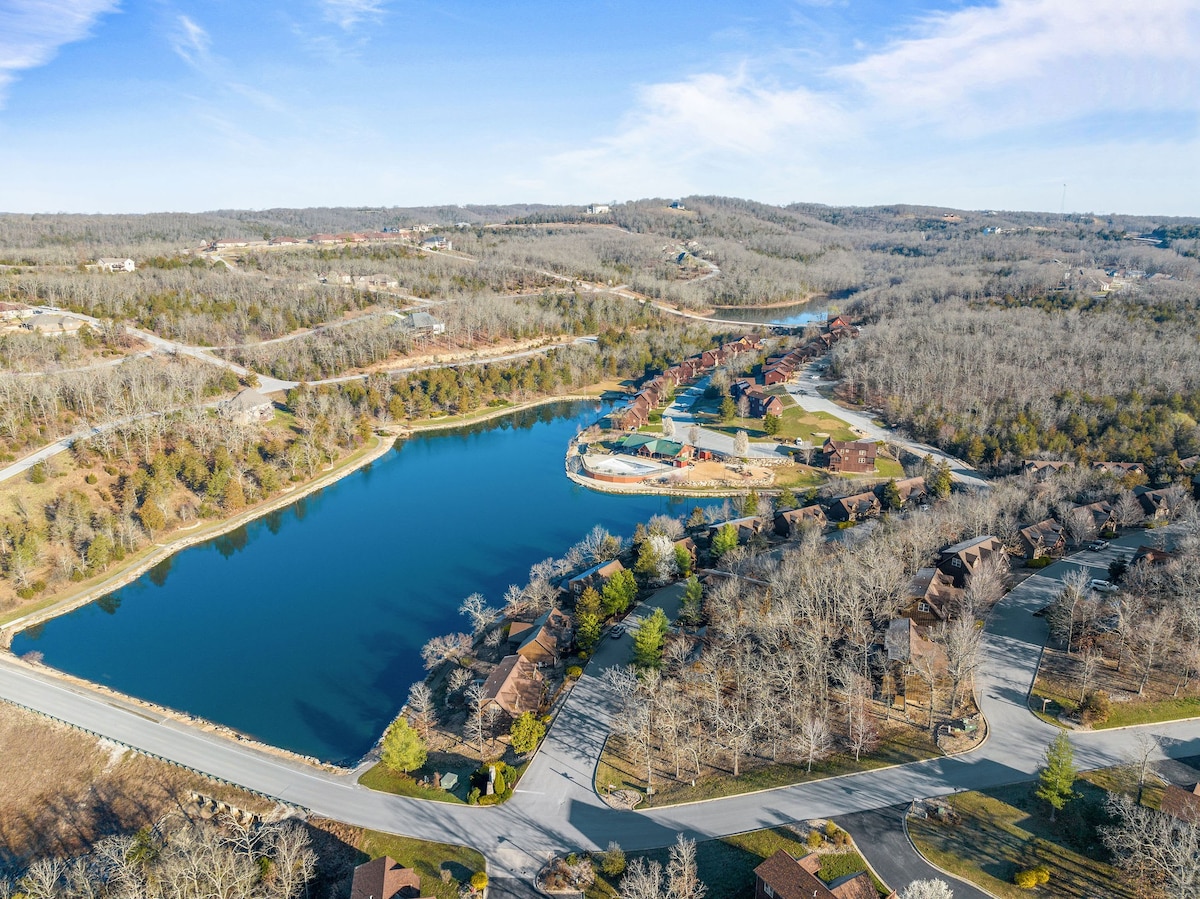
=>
[1089,579,1119,594]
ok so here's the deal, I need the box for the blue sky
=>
[2,0,1198,215]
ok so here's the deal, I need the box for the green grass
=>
[1099,695,1200,728]
[873,457,904,478]
[358,831,485,899]
[908,779,1134,899]
[357,762,468,803]
[598,727,938,807]
[586,826,888,899]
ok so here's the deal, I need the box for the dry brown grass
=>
[0,702,277,865]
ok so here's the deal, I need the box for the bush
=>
[1026,556,1052,568]
[467,787,480,805]
[598,842,626,877]
[1015,866,1050,889]
[566,665,583,679]
[807,830,824,848]
[492,771,506,795]
[28,463,47,484]
[1080,690,1111,725]
[85,473,98,485]
[470,872,488,891]
[824,820,837,837]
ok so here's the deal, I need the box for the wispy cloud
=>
[320,0,387,30]
[540,0,1200,208]
[170,14,212,68]
[0,0,120,107]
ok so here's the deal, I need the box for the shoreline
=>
[708,294,825,311]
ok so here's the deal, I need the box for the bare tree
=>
[734,429,750,457]
[666,834,706,899]
[407,681,434,739]
[1104,793,1200,898]
[459,592,500,635]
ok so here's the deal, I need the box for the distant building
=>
[420,235,452,251]
[398,311,446,335]
[96,257,135,272]
[821,438,877,474]
[350,856,431,899]
[219,388,274,424]
[586,204,611,215]
[22,313,84,337]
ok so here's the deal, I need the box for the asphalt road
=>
[2,527,1197,891]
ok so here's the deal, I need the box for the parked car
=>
[610,626,624,639]
[1089,578,1120,593]
[1088,540,1110,551]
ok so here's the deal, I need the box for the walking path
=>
[1,528,1197,887]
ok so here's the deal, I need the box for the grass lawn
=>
[586,826,888,899]
[706,406,859,445]
[771,464,827,488]
[358,762,469,804]
[358,831,485,899]
[1101,695,1200,728]
[908,777,1134,899]
[597,726,938,807]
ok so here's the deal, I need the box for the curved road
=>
[1,528,1197,886]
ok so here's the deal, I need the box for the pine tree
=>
[632,608,669,669]
[381,717,427,774]
[1034,732,1077,820]
[712,523,739,559]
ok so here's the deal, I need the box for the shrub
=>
[1015,866,1050,889]
[470,872,488,891]
[1080,690,1111,725]
[28,463,47,484]
[807,830,823,849]
[824,820,838,838]
[85,473,98,485]
[598,842,626,877]
[566,665,583,679]
[467,787,480,805]
[1026,556,1052,569]
[492,771,506,795]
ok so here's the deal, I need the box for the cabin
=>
[774,506,827,537]
[744,387,784,419]
[936,535,1005,587]
[1019,518,1067,560]
[1134,486,1176,520]
[1073,500,1119,535]
[96,257,135,272]
[901,568,960,626]
[821,439,877,474]
[1092,461,1145,476]
[878,476,927,508]
[481,654,543,718]
[350,857,430,899]
[1160,783,1200,823]
[754,849,890,899]
[565,559,625,596]
[509,608,572,666]
[828,492,881,522]
[708,516,765,544]
[398,311,446,335]
[1022,459,1074,479]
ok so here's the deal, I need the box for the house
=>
[1073,500,1118,535]
[821,439,877,474]
[508,608,572,666]
[828,491,881,522]
[219,388,274,424]
[618,434,693,465]
[936,535,1005,587]
[0,302,31,321]
[1022,459,1074,479]
[350,856,428,899]
[1134,486,1176,520]
[586,204,611,215]
[901,568,960,625]
[420,236,452,251]
[1131,545,1175,567]
[744,387,784,419]
[877,476,927,508]
[268,236,302,245]
[565,559,625,596]
[826,314,854,332]
[1019,519,1067,560]
[22,313,84,337]
[708,516,765,544]
[774,506,827,537]
[1160,783,1200,823]
[481,654,543,718]
[96,257,135,272]
[754,849,890,899]
[1092,461,1145,476]
[398,312,446,335]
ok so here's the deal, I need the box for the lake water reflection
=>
[13,401,711,763]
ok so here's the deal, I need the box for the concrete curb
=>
[902,807,1004,899]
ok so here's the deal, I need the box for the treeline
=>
[832,298,1200,471]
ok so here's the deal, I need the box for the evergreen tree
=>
[575,586,602,652]
[509,712,546,755]
[719,395,737,422]
[711,523,739,559]
[381,717,427,774]
[633,608,669,669]
[601,569,638,617]
[762,413,781,436]
[1034,732,1077,820]
[881,478,904,510]
[928,459,953,499]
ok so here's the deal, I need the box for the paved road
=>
[783,368,989,490]
[2,527,1197,892]
[662,380,791,460]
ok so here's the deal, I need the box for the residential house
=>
[586,204,611,215]
[22,313,84,337]
[350,857,429,899]
[308,234,342,244]
[565,559,625,596]
[878,476,927,508]
[618,434,693,465]
[900,568,960,626]
[398,311,446,335]
[1160,783,1200,823]
[509,608,572,666]
[0,302,31,321]
[774,506,827,537]
[1022,459,1074,479]
[1131,545,1175,567]
[828,491,881,522]
[744,387,784,419]
[821,439,878,474]
[420,236,452,251]
[211,237,252,249]
[219,388,274,424]
[96,257,135,272]
[1073,500,1119,535]
[936,535,1005,587]
[1134,486,1176,520]
[1019,518,1067,560]
[708,516,765,544]
[754,849,890,899]
[268,236,302,245]
[480,654,543,718]
[1092,461,1146,476]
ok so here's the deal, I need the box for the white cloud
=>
[537,0,1200,211]
[320,0,387,30]
[170,14,211,68]
[0,0,119,106]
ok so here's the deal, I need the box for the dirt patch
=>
[0,702,280,867]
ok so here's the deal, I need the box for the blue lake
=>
[13,401,709,764]
[707,301,830,328]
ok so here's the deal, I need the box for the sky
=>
[1,0,1198,216]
